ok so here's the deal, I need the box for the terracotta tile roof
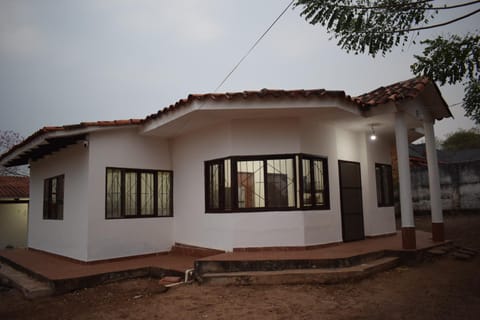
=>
[354,76,431,107]
[0,119,143,164]
[145,88,352,121]
[0,176,29,198]
[1,76,451,167]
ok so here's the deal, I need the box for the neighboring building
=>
[0,176,29,249]
[410,144,480,212]
[0,77,451,262]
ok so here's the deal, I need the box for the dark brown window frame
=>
[205,154,330,213]
[299,154,330,210]
[375,163,394,207]
[105,167,173,219]
[43,174,64,220]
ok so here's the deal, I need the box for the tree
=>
[0,130,27,176]
[441,128,480,150]
[294,0,480,123]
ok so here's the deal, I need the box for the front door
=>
[338,160,365,242]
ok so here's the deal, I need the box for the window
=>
[205,154,328,212]
[375,163,393,207]
[43,175,64,220]
[300,155,329,209]
[106,168,173,218]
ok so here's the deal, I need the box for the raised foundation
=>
[401,227,416,249]
[432,222,445,242]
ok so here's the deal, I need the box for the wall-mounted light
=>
[369,125,377,141]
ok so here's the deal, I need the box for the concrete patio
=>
[0,230,451,295]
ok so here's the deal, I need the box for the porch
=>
[0,230,451,296]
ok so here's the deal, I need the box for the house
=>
[0,77,451,262]
[409,144,480,212]
[0,176,29,249]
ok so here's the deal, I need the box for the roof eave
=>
[0,124,139,167]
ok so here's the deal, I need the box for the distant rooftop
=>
[410,144,480,163]
[0,176,29,198]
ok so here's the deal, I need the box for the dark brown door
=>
[339,160,365,242]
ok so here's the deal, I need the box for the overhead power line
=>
[214,0,294,93]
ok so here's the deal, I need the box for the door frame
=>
[338,160,365,242]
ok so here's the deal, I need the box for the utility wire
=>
[214,0,294,93]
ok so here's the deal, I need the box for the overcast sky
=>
[0,0,478,141]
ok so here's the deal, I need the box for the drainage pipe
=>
[164,268,195,288]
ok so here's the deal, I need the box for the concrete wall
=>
[172,117,396,251]
[27,117,396,259]
[28,127,175,262]
[0,201,28,249]
[86,128,173,261]
[29,143,89,260]
[411,160,480,211]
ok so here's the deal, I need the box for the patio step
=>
[0,262,54,299]
[195,250,387,275]
[199,256,400,285]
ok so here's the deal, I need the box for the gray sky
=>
[0,0,478,141]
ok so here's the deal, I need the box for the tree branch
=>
[368,7,480,34]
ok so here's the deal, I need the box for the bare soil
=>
[1,213,479,320]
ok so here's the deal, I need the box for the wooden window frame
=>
[105,167,173,219]
[205,154,330,213]
[43,174,64,220]
[299,155,330,210]
[375,163,394,207]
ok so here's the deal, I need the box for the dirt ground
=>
[1,213,479,320]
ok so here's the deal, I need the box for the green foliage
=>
[294,0,436,57]
[411,34,480,85]
[442,128,480,150]
[411,34,480,124]
[463,80,480,124]
[294,0,480,124]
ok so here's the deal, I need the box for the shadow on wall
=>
[0,201,28,249]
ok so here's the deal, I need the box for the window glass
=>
[105,168,173,218]
[375,163,393,207]
[266,158,295,208]
[313,159,325,206]
[205,154,327,212]
[43,175,64,220]
[237,160,265,208]
[125,172,137,216]
[158,171,172,216]
[300,156,328,209]
[106,168,122,218]
[140,172,154,215]
[302,159,312,207]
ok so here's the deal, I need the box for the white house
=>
[0,77,451,262]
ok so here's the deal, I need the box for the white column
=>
[423,118,443,223]
[395,111,414,228]
[424,116,444,241]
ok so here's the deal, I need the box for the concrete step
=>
[195,250,387,274]
[0,262,54,299]
[199,256,400,285]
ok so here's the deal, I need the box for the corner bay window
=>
[205,154,329,212]
[375,163,394,207]
[43,175,64,220]
[106,168,173,218]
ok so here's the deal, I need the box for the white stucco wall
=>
[300,119,343,246]
[171,115,394,251]
[26,112,396,259]
[86,128,173,261]
[363,135,396,236]
[0,201,28,249]
[29,143,89,260]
